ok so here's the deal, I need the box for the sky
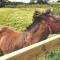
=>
[49,0,58,2]
[9,0,58,3]
[9,0,30,3]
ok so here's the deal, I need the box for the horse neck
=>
[31,21,49,41]
[30,22,40,34]
[45,15,57,23]
[25,20,40,31]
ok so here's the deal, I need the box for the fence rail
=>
[0,34,60,60]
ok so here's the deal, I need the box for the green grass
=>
[48,2,60,5]
[0,5,60,31]
[38,45,60,60]
[0,8,46,31]
[0,8,33,31]
[0,7,50,31]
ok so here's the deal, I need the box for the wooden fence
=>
[0,34,60,60]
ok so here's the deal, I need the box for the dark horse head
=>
[27,9,60,33]
[26,9,54,31]
[26,11,43,31]
[43,9,60,23]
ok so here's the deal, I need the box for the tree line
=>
[0,0,60,7]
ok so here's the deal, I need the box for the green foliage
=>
[38,46,60,60]
[0,8,33,31]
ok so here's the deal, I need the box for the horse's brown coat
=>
[0,10,60,55]
[0,21,48,54]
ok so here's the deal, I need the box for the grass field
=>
[0,8,33,31]
[0,4,60,59]
[0,7,45,31]
[0,5,60,31]
[0,7,48,31]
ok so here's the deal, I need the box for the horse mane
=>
[25,11,42,31]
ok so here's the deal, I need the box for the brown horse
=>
[0,11,49,56]
[26,10,60,34]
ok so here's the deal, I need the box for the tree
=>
[37,0,49,4]
[57,0,60,2]
[30,0,37,3]
[0,0,8,7]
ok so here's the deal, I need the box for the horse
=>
[0,11,49,56]
[26,10,60,34]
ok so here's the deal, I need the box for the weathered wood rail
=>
[0,34,60,60]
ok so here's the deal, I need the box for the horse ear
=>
[33,10,41,17]
[32,11,41,22]
[45,9,53,16]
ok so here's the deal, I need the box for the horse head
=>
[33,10,53,23]
[26,11,41,31]
[33,10,41,23]
[43,9,60,22]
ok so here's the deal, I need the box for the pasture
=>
[0,4,60,59]
[0,7,45,31]
[0,5,60,31]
